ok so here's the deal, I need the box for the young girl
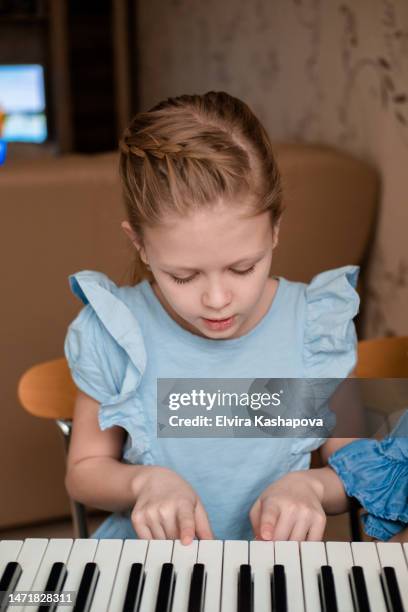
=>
[64,91,360,544]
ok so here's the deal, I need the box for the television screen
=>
[0,64,47,143]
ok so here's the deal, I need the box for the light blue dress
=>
[64,265,359,540]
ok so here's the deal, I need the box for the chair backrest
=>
[18,357,76,421]
[354,336,408,438]
[355,336,408,377]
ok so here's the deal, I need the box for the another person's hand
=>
[249,471,327,541]
[130,466,214,545]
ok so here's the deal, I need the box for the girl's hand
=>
[249,472,327,541]
[130,466,214,545]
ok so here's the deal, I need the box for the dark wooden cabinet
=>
[0,0,138,153]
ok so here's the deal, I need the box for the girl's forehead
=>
[145,201,270,238]
[143,205,274,262]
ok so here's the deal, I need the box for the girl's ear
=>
[121,221,147,262]
[121,221,141,248]
[272,218,281,250]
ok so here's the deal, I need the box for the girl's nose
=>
[202,281,232,312]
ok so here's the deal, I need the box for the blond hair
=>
[119,91,283,284]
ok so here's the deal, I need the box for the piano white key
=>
[108,539,148,612]
[55,538,98,612]
[138,539,174,612]
[23,539,73,612]
[0,540,24,612]
[197,539,223,612]
[351,542,387,612]
[11,539,49,612]
[376,542,408,611]
[170,539,198,611]
[249,540,274,612]
[300,541,326,612]
[274,541,304,612]
[325,542,354,612]
[221,540,248,612]
[88,539,123,612]
[0,540,23,575]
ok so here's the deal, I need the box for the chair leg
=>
[69,498,89,539]
[349,497,362,541]
[56,419,89,538]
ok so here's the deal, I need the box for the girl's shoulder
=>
[282,264,360,307]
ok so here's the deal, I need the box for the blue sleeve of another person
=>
[328,411,408,540]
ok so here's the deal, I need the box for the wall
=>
[136,0,408,337]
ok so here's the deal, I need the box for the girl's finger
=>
[145,510,167,539]
[306,514,326,541]
[177,502,196,545]
[288,518,311,542]
[195,501,214,540]
[132,517,153,540]
[249,499,262,539]
[259,502,279,540]
[268,509,295,541]
[159,509,179,540]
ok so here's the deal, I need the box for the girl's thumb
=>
[195,501,214,540]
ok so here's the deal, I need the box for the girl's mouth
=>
[201,315,235,331]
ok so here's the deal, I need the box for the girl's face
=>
[122,200,279,339]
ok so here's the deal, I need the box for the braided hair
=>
[119,91,283,283]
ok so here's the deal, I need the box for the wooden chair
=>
[17,358,89,538]
[356,336,408,378]
[356,336,408,438]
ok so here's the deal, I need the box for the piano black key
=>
[187,563,206,612]
[349,566,371,612]
[72,562,100,612]
[237,564,253,612]
[0,561,22,612]
[154,562,175,612]
[318,565,338,612]
[38,561,68,612]
[380,566,405,612]
[122,562,145,612]
[271,564,287,612]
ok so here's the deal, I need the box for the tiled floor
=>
[0,512,356,541]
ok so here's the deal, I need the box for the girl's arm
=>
[66,390,214,543]
[65,390,147,512]
[300,372,366,514]
[307,437,360,515]
[249,438,360,541]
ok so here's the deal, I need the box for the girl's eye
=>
[170,265,256,284]
[231,265,256,276]
[171,274,196,284]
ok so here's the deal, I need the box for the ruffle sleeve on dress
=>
[64,270,153,464]
[291,266,360,456]
[303,265,360,378]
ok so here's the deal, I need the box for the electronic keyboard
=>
[0,538,407,612]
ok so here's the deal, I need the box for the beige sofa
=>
[0,145,378,529]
